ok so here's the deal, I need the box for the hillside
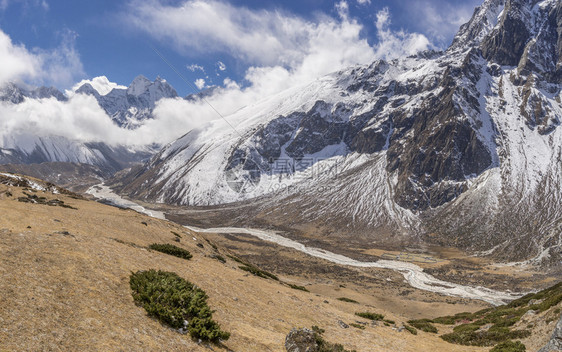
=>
[110,0,562,267]
[1,173,560,351]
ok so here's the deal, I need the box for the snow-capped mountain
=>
[112,0,562,266]
[0,75,176,172]
[0,133,155,174]
[0,83,67,104]
[76,75,178,128]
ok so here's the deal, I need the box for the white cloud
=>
[0,0,49,11]
[102,1,431,146]
[405,0,477,46]
[356,0,371,5]
[32,29,85,88]
[124,0,376,68]
[217,61,226,71]
[0,28,84,88]
[0,30,40,84]
[0,2,435,151]
[373,8,430,59]
[187,63,205,72]
[0,95,128,146]
[66,76,127,96]
[335,1,349,19]
[194,78,206,89]
[0,94,205,147]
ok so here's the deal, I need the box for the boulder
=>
[285,328,318,352]
[539,314,562,352]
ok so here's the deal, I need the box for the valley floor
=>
[0,179,559,351]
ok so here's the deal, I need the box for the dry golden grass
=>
[0,181,530,351]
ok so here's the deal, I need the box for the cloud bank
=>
[67,76,127,96]
[1,1,435,151]
[113,1,432,145]
[0,28,84,88]
[0,94,206,148]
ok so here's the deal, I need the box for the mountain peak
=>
[127,75,152,96]
[480,0,562,78]
[75,83,100,98]
[449,0,505,51]
[450,0,562,81]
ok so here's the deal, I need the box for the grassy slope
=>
[0,177,553,351]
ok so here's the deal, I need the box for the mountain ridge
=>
[0,75,176,171]
[109,0,562,266]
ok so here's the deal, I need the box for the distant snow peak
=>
[127,75,152,96]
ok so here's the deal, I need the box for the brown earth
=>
[0,178,558,351]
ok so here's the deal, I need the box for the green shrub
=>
[312,325,325,334]
[337,297,359,304]
[433,281,560,348]
[129,270,229,342]
[489,340,526,352]
[227,254,245,263]
[287,283,309,292]
[225,255,279,280]
[312,326,357,352]
[532,292,562,312]
[452,323,480,334]
[408,319,438,333]
[404,324,418,335]
[149,243,193,260]
[349,323,365,330]
[384,319,396,325]
[204,238,218,251]
[432,310,491,325]
[239,265,279,280]
[355,312,384,321]
[441,328,531,346]
[213,255,226,263]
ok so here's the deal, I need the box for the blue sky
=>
[0,0,481,96]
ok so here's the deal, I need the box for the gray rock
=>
[285,328,318,352]
[337,320,349,329]
[538,314,562,352]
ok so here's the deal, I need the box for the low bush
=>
[441,328,531,346]
[337,297,359,304]
[489,340,526,352]
[349,323,365,330]
[149,243,193,260]
[130,270,229,343]
[432,281,561,348]
[312,326,357,352]
[355,312,384,321]
[204,238,218,251]
[212,255,226,264]
[408,319,438,333]
[404,324,418,335]
[225,255,279,280]
[287,283,309,292]
[239,265,279,280]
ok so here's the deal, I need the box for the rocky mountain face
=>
[75,75,178,128]
[114,0,562,266]
[0,134,155,174]
[0,83,67,103]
